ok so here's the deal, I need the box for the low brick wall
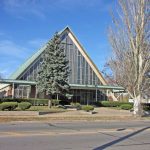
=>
[0,111,39,116]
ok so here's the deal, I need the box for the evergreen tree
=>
[37,32,70,102]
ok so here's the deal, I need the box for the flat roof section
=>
[0,79,125,92]
[70,84,125,90]
[0,79,36,85]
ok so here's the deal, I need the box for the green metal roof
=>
[0,79,124,90]
[10,44,47,79]
[70,84,125,90]
[0,79,36,85]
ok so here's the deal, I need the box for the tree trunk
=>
[57,94,59,100]
[133,95,143,116]
[48,95,52,108]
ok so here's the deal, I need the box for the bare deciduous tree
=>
[107,0,150,115]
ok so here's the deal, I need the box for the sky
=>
[0,0,116,78]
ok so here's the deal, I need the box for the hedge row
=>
[120,104,133,110]
[0,98,70,106]
[0,102,31,111]
[98,101,150,110]
[0,98,63,106]
[98,101,133,107]
[18,102,32,110]
[0,98,49,106]
[0,102,18,111]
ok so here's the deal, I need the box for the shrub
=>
[0,102,18,111]
[0,98,49,106]
[143,107,150,111]
[142,103,150,111]
[100,101,112,107]
[100,101,119,107]
[100,101,133,107]
[120,104,133,110]
[18,102,32,110]
[35,99,49,106]
[71,102,81,110]
[25,99,48,106]
[82,105,94,112]
[93,101,103,107]
[75,103,82,110]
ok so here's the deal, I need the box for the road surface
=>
[0,121,150,150]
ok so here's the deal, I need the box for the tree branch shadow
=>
[93,126,150,150]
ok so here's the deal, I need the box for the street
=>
[0,121,150,150]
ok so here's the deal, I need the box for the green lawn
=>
[16,106,66,113]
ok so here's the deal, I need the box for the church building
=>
[0,27,124,104]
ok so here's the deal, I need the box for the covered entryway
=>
[0,79,36,98]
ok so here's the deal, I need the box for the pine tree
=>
[37,32,70,103]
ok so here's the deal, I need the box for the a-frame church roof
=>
[10,26,107,86]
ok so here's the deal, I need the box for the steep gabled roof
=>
[9,26,107,85]
[10,44,47,79]
[9,27,68,79]
[66,27,107,85]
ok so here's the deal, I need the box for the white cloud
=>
[0,60,20,78]
[0,39,32,77]
[0,37,47,77]
[1,0,46,19]
[0,68,10,78]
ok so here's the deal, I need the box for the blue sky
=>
[0,0,116,78]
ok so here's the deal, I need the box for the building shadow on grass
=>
[93,126,150,150]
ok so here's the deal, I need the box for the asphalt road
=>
[0,121,150,150]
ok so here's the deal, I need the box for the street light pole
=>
[12,83,15,99]
[96,85,97,102]
[95,78,98,102]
